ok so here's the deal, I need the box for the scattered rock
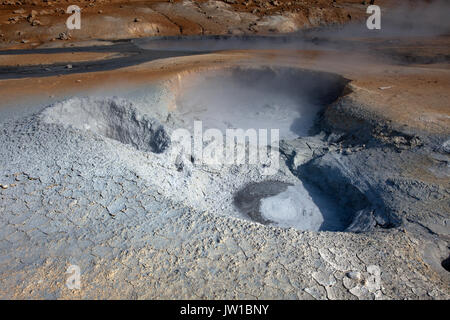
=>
[346,271,362,281]
[107,198,126,216]
[69,200,77,208]
[134,18,141,22]
[441,140,450,154]
[0,184,8,189]
[175,154,184,172]
[8,16,19,23]
[66,64,73,69]
[58,32,69,40]
[343,148,352,155]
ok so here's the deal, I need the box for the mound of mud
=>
[41,96,170,153]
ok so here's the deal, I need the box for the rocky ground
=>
[0,0,395,49]
[0,1,449,300]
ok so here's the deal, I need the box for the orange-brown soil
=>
[0,0,396,49]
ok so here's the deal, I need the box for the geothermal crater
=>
[40,65,390,234]
[170,66,384,232]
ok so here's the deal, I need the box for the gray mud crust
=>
[0,74,449,299]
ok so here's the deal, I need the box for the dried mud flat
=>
[0,1,449,300]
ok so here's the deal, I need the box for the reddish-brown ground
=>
[0,0,396,49]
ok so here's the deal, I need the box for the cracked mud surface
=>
[0,127,447,299]
[0,63,449,299]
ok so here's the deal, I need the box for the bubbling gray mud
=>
[234,180,351,232]
[234,181,292,225]
[173,66,348,139]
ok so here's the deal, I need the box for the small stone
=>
[58,32,69,40]
[346,271,362,281]
[343,277,354,289]
[66,64,72,69]
[69,200,77,208]
[0,184,8,189]
[107,198,126,216]
[441,140,450,154]
[134,18,141,22]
